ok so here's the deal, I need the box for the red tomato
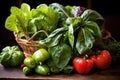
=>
[90,50,112,69]
[73,57,94,74]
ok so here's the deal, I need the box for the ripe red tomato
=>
[90,50,112,69]
[73,57,94,74]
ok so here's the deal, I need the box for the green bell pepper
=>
[0,46,24,67]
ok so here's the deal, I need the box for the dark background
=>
[0,0,120,51]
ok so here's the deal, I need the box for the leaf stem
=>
[57,5,70,18]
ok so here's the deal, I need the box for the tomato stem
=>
[96,50,101,55]
[84,54,89,59]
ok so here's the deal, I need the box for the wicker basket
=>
[14,30,48,57]
[93,29,112,48]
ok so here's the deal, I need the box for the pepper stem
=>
[84,54,89,59]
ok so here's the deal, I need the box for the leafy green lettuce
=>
[5,3,60,40]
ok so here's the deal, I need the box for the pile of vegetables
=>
[1,2,120,75]
[39,3,104,73]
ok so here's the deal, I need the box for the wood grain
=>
[0,64,120,80]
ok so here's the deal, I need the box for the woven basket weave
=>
[14,30,48,56]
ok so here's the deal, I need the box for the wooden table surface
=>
[0,64,120,80]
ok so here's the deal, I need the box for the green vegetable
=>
[47,43,73,73]
[35,64,50,75]
[22,66,34,75]
[0,46,24,67]
[81,9,104,27]
[32,48,50,64]
[49,3,70,27]
[48,3,104,55]
[5,3,60,40]
[24,57,36,68]
[39,27,73,73]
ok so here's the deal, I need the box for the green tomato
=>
[35,64,50,75]
[32,48,49,64]
[24,57,36,68]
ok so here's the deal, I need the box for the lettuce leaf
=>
[5,3,60,40]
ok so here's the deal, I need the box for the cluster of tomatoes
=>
[73,50,112,74]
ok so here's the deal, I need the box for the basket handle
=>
[28,30,48,41]
[102,29,111,40]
